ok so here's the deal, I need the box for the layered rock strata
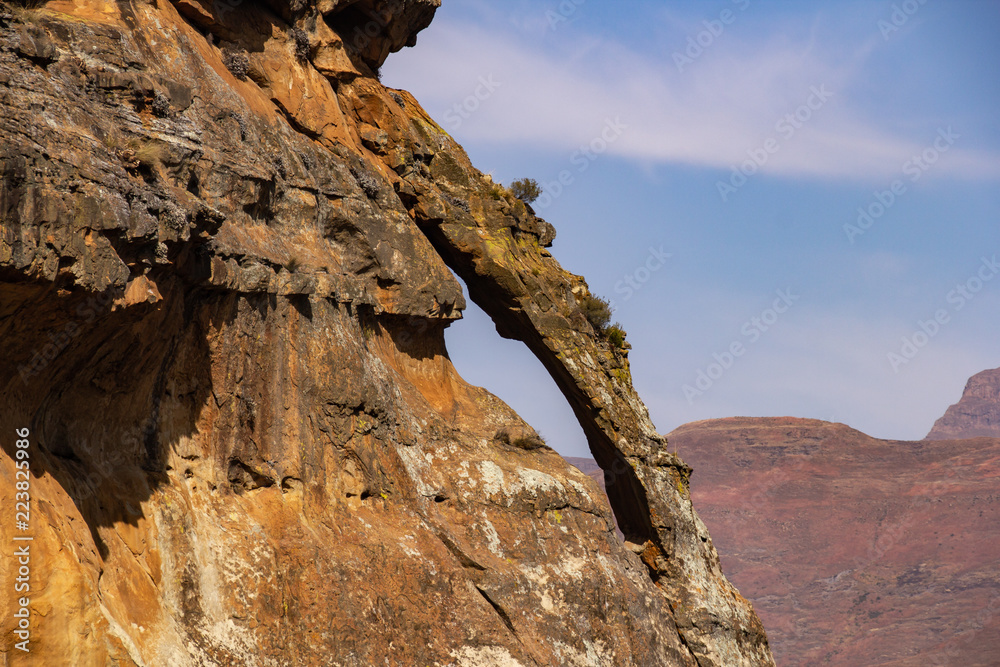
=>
[0,0,771,664]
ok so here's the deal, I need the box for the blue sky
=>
[383,0,1000,457]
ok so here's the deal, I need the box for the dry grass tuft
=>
[134,141,166,168]
[495,428,547,450]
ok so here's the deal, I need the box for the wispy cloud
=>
[386,11,1000,181]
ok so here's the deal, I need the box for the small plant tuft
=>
[488,183,507,201]
[285,255,301,272]
[223,49,250,80]
[510,178,541,204]
[606,322,627,349]
[134,141,166,168]
[580,293,612,333]
[443,193,470,213]
[494,428,547,451]
[273,153,287,178]
[514,433,546,450]
[291,27,310,61]
[8,0,45,22]
[389,91,405,108]
[151,90,170,117]
[351,166,380,199]
[297,150,315,171]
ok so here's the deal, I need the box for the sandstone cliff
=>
[927,367,1000,440]
[0,0,772,665]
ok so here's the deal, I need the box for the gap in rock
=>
[444,276,590,460]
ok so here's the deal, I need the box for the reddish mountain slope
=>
[670,417,1000,666]
[927,367,1000,439]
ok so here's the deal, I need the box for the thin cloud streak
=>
[387,18,1000,182]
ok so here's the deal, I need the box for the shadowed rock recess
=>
[0,0,772,664]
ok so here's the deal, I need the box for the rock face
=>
[927,367,1000,440]
[669,417,1000,666]
[0,1,771,665]
[566,457,606,494]
[566,457,620,537]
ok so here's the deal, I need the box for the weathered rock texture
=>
[927,367,1000,440]
[670,417,1000,666]
[0,0,771,665]
[566,457,605,494]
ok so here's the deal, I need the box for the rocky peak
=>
[926,367,1000,439]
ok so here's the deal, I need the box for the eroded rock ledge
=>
[0,0,772,664]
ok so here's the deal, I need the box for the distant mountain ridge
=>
[927,367,1000,439]
[565,369,1000,664]
[670,416,1000,666]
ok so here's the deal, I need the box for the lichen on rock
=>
[0,0,772,664]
